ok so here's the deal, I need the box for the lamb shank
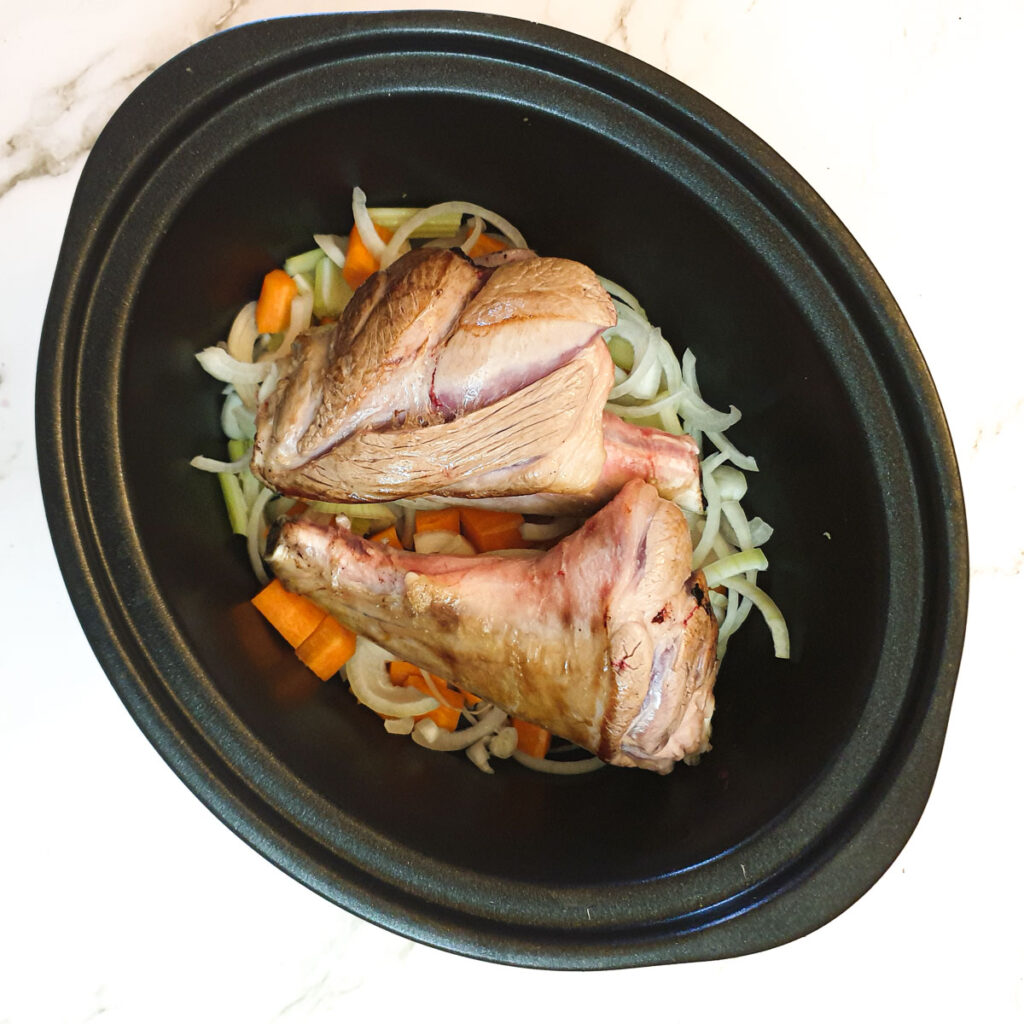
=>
[251,247,702,512]
[266,478,719,773]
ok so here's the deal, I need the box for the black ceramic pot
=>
[36,12,967,968]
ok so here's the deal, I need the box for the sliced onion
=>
[691,451,728,568]
[704,428,759,472]
[510,750,605,774]
[190,452,251,474]
[245,487,274,585]
[605,303,663,401]
[313,232,348,268]
[220,390,256,440]
[488,726,518,759]
[257,361,280,404]
[351,187,388,259]
[596,275,646,316]
[702,548,768,588]
[467,738,494,774]
[279,289,314,351]
[519,518,579,541]
[412,530,477,556]
[196,345,274,385]
[459,215,484,254]
[347,637,439,717]
[713,466,748,502]
[411,706,508,751]
[225,301,259,363]
[719,577,791,659]
[377,200,528,269]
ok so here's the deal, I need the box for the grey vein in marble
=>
[0,0,251,203]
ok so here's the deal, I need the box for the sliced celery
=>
[283,247,324,276]
[218,472,249,535]
[314,255,354,318]
[227,438,249,462]
[606,335,635,372]
[366,207,464,238]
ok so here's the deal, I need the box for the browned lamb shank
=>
[266,478,719,773]
[250,247,702,512]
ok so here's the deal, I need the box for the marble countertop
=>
[2,1,1021,1020]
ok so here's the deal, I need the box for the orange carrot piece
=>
[388,660,423,685]
[468,233,508,258]
[512,718,552,759]
[342,223,394,290]
[251,578,326,647]
[370,524,401,548]
[459,507,526,552]
[455,685,482,707]
[384,661,466,730]
[405,672,465,709]
[255,268,298,333]
[295,615,357,680]
[414,507,461,536]
[420,702,462,732]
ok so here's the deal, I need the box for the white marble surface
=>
[2,0,1021,1019]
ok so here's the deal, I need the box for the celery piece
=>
[606,335,635,372]
[227,437,250,462]
[366,207,464,239]
[283,248,324,276]
[218,472,249,535]
[314,255,354,318]
[306,499,397,533]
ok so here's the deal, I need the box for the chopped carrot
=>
[342,222,394,290]
[414,507,461,536]
[468,233,508,258]
[512,718,552,759]
[459,507,526,552]
[388,660,423,685]
[390,667,465,731]
[370,524,401,548]
[418,674,465,732]
[255,268,298,333]
[455,685,482,707]
[251,578,326,647]
[405,672,466,709]
[420,702,462,732]
[295,615,357,681]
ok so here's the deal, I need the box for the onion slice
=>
[347,638,439,718]
[510,750,605,774]
[350,187,388,259]
[411,706,508,751]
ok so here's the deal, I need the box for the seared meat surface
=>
[251,246,702,512]
[266,478,719,773]
[252,247,617,501]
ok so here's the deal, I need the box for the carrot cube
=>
[460,507,525,552]
[251,578,326,647]
[388,660,423,684]
[414,507,461,535]
[255,268,298,334]
[468,233,507,258]
[369,525,401,548]
[342,223,393,290]
[295,615,357,681]
[512,718,552,759]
